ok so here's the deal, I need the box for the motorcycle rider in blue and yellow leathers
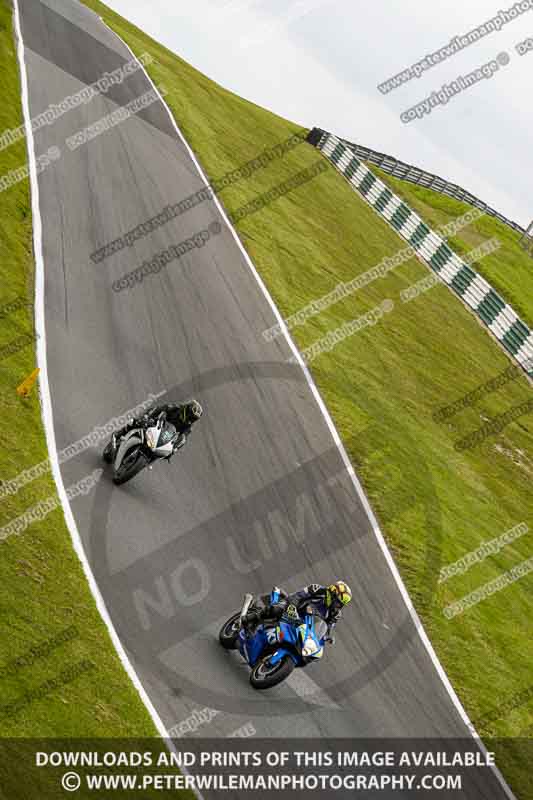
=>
[246,581,352,644]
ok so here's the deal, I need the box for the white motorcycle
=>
[103,412,184,485]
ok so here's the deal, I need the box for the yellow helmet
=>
[327,581,352,607]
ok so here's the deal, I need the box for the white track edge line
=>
[105,18,515,800]
[12,4,201,793]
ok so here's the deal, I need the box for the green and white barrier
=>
[312,131,533,377]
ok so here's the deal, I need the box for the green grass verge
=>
[81,2,533,795]
[0,5,194,797]
[369,164,533,329]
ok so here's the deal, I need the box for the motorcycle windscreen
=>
[153,423,177,456]
[159,423,177,445]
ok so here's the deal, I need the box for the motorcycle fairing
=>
[114,429,144,470]
[146,422,177,457]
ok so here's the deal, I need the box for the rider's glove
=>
[269,601,287,619]
[174,432,187,450]
[244,609,261,627]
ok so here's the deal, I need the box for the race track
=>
[15,0,511,797]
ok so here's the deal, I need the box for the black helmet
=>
[186,399,203,423]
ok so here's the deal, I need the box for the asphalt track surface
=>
[16,1,511,797]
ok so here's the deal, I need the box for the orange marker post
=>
[17,367,40,398]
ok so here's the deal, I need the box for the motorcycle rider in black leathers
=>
[245,581,352,645]
[103,399,203,463]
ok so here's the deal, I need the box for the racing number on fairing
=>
[266,628,278,644]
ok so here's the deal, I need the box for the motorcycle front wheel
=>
[219,613,241,650]
[250,654,295,689]
[113,450,149,485]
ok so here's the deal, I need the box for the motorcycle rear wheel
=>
[219,613,241,650]
[250,654,295,689]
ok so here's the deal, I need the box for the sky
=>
[103,0,533,229]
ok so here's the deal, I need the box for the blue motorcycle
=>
[218,588,327,689]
